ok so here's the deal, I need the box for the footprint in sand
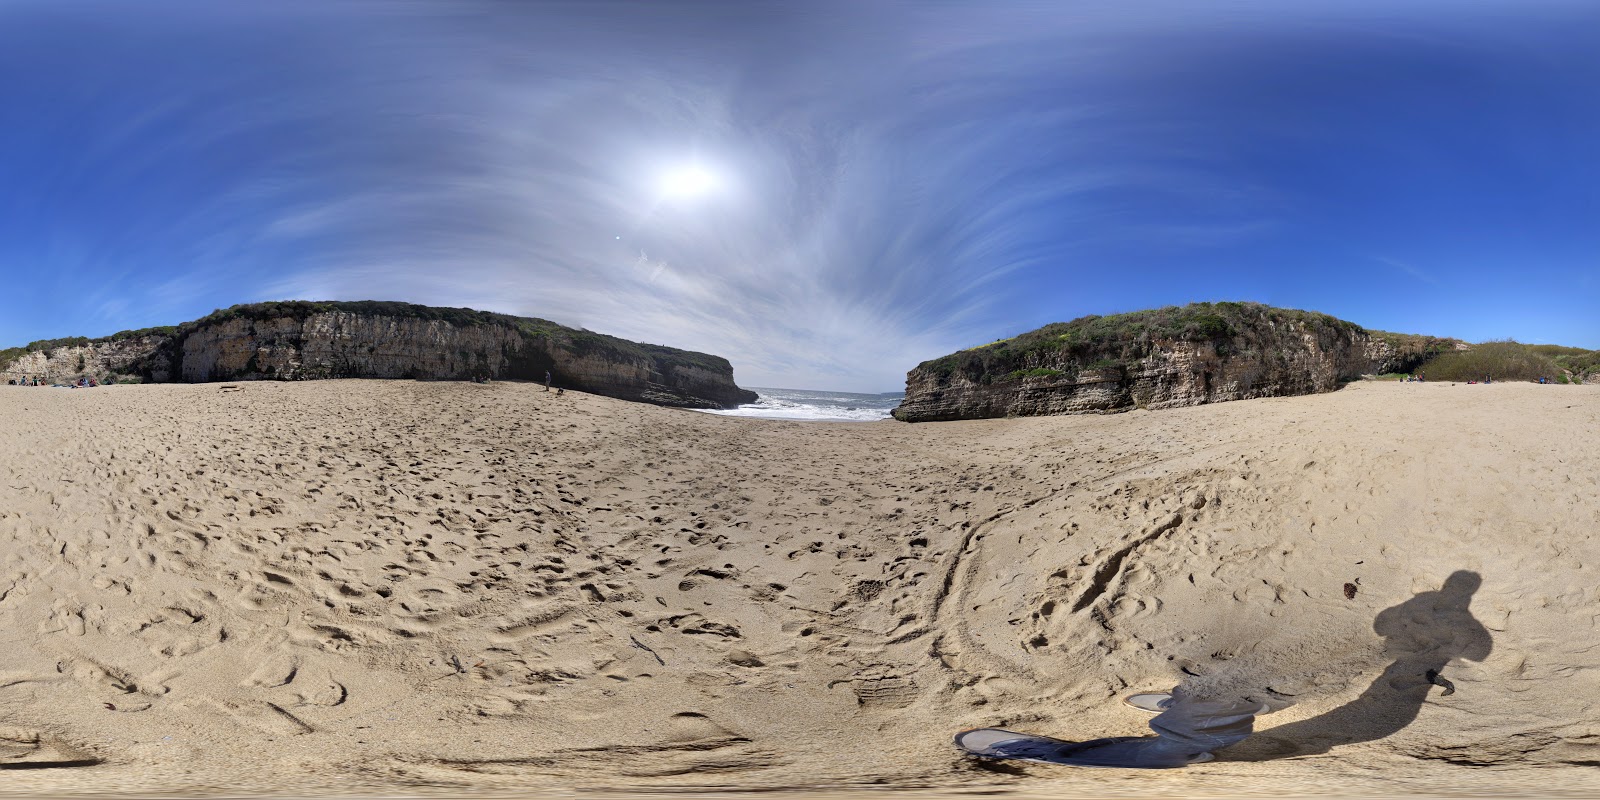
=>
[0,727,100,769]
[848,668,920,709]
[290,676,348,707]
[242,655,299,689]
[208,699,315,736]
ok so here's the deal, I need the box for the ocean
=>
[698,386,904,422]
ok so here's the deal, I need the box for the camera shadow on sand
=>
[1222,570,1491,761]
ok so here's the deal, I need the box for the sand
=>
[1,379,1596,798]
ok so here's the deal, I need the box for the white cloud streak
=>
[11,1,1587,386]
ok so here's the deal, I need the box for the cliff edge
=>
[2,301,757,409]
[893,302,1452,422]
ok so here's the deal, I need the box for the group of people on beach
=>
[465,370,563,395]
[1465,375,1560,384]
[1412,373,1567,385]
[6,376,101,387]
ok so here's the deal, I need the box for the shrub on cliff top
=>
[0,337,90,371]
[1417,340,1562,382]
[23,336,90,351]
[190,300,503,329]
[104,325,179,341]
[1537,346,1599,379]
[919,302,1362,384]
[1366,330,1463,361]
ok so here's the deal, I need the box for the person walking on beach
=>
[544,370,552,392]
[955,571,1489,768]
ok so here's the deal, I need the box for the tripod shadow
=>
[1223,570,1491,761]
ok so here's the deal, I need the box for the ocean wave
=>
[697,388,902,422]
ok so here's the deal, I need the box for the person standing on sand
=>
[955,571,1489,768]
[544,370,552,391]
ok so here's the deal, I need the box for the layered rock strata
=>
[3,336,171,383]
[2,301,756,409]
[894,302,1441,422]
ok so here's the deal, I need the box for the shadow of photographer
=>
[1224,570,1491,761]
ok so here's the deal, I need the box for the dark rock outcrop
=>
[2,301,757,409]
[3,335,172,384]
[893,302,1452,422]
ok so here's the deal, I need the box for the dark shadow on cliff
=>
[1220,570,1491,761]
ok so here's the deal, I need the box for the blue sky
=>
[1,1,1596,392]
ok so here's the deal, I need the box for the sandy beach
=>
[2,379,1597,797]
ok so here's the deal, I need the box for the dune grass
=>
[1418,340,1565,382]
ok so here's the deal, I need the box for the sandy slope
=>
[1,379,1596,797]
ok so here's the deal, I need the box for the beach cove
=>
[2,379,1597,797]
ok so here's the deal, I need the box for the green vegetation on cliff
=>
[922,302,1362,384]
[1530,345,1600,381]
[0,326,182,373]
[1365,330,1463,363]
[0,337,91,369]
[1417,340,1597,382]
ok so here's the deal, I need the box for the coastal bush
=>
[23,336,90,351]
[1525,344,1592,359]
[0,323,185,373]
[1549,348,1599,377]
[1417,340,1562,382]
[916,301,1362,385]
[104,325,178,341]
[1367,331,1462,360]
[188,300,504,330]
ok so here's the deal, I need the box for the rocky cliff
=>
[3,335,172,384]
[3,301,757,409]
[893,302,1446,422]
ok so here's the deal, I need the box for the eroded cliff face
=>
[3,337,169,383]
[168,310,755,408]
[3,303,756,409]
[177,314,526,382]
[894,305,1397,422]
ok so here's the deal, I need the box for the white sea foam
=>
[698,387,903,422]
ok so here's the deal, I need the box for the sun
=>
[658,164,720,199]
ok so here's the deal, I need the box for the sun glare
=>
[658,164,719,199]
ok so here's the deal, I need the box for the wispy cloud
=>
[4,1,1597,379]
[229,3,1295,389]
